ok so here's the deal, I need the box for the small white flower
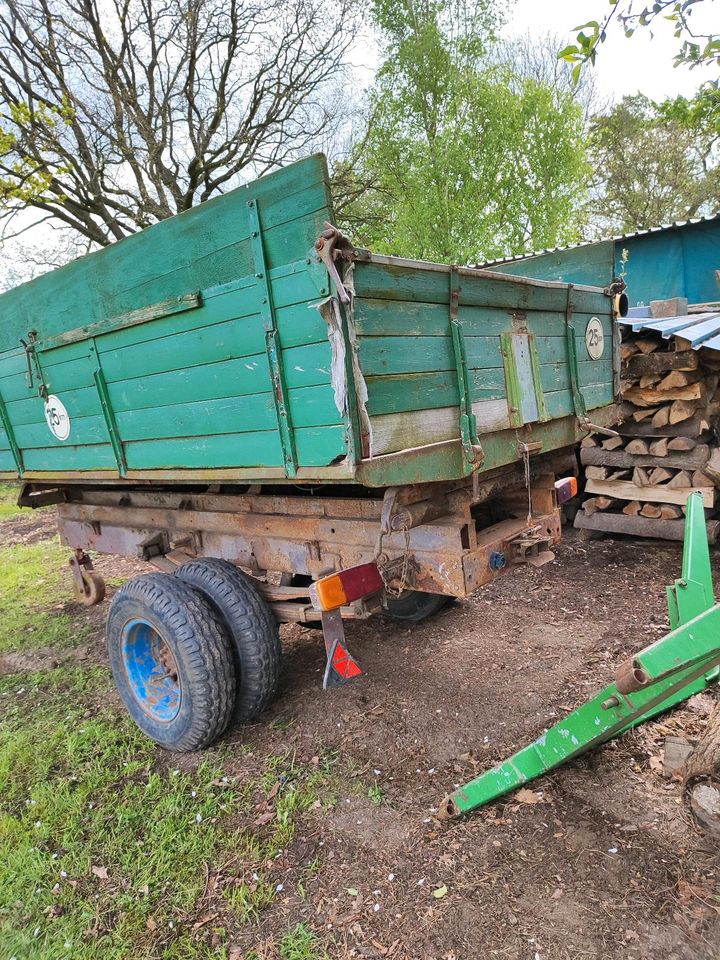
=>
[195,813,202,823]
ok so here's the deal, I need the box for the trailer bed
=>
[0,154,618,487]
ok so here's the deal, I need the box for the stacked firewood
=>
[575,304,720,541]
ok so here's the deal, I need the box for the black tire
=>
[381,589,451,622]
[175,558,281,722]
[106,573,236,752]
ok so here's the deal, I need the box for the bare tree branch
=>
[0,0,357,247]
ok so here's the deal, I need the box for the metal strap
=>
[565,284,586,418]
[0,387,23,475]
[448,266,482,465]
[93,366,127,476]
[247,198,298,478]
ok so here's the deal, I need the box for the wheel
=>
[381,589,450,622]
[74,570,106,606]
[175,558,281,722]
[106,573,236,751]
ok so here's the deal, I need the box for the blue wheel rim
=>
[120,619,181,723]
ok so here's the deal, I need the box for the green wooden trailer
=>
[0,154,622,750]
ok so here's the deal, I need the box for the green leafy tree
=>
[340,0,590,264]
[587,93,720,235]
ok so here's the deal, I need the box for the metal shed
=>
[480,216,720,307]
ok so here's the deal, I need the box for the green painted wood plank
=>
[353,261,611,315]
[14,414,109,449]
[99,316,267,383]
[106,355,271,412]
[115,392,277,442]
[123,424,346,471]
[22,443,118,471]
[0,450,16,472]
[0,155,332,352]
[5,385,102,425]
[0,350,28,380]
[282,342,334,389]
[354,298,611,341]
[288,383,344,428]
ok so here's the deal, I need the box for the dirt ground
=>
[4,509,720,960]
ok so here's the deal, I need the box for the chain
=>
[520,441,532,525]
[376,522,412,598]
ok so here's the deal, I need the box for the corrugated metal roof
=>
[618,311,720,352]
[478,212,720,270]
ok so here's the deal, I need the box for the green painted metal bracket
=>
[247,198,298,478]
[565,285,586,419]
[0,387,23,475]
[439,491,719,818]
[448,266,482,467]
[92,359,127,477]
[37,293,202,352]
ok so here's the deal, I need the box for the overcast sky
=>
[505,0,718,101]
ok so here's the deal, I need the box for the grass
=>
[0,483,22,520]
[0,538,84,653]
[0,665,339,959]
[0,528,340,959]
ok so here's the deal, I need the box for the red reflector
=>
[336,562,384,604]
[554,476,578,504]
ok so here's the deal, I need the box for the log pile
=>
[575,304,720,540]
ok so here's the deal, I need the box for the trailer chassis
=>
[20,448,575,687]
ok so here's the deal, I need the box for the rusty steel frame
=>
[21,448,573,623]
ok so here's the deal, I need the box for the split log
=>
[585,478,714,508]
[580,434,598,448]
[657,370,702,391]
[692,470,713,488]
[622,500,642,516]
[580,445,710,472]
[652,406,671,428]
[649,437,668,457]
[632,467,651,487]
[624,382,702,407]
[601,436,625,450]
[669,399,699,424]
[667,469,692,489]
[635,338,661,355]
[626,349,698,377]
[632,406,660,422]
[639,374,662,389]
[648,467,673,485]
[575,509,720,542]
[683,704,720,837]
[582,496,618,516]
[620,341,641,361]
[616,416,706,439]
[659,504,683,519]
[584,466,607,480]
[650,296,688,318]
[625,439,650,455]
[704,449,720,485]
[640,503,663,518]
[667,437,697,451]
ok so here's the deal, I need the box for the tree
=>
[559,2,720,128]
[340,0,590,264]
[587,93,720,236]
[560,1,720,74]
[0,0,356,248]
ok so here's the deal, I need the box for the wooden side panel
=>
[0,155,349,477]
[354,259,615,456]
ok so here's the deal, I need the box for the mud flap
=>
[321,608,363,689]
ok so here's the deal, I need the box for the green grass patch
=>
[0,666,338,959]
[0,538,84,653]
[0,482,22,520]
[0,680,246,958]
